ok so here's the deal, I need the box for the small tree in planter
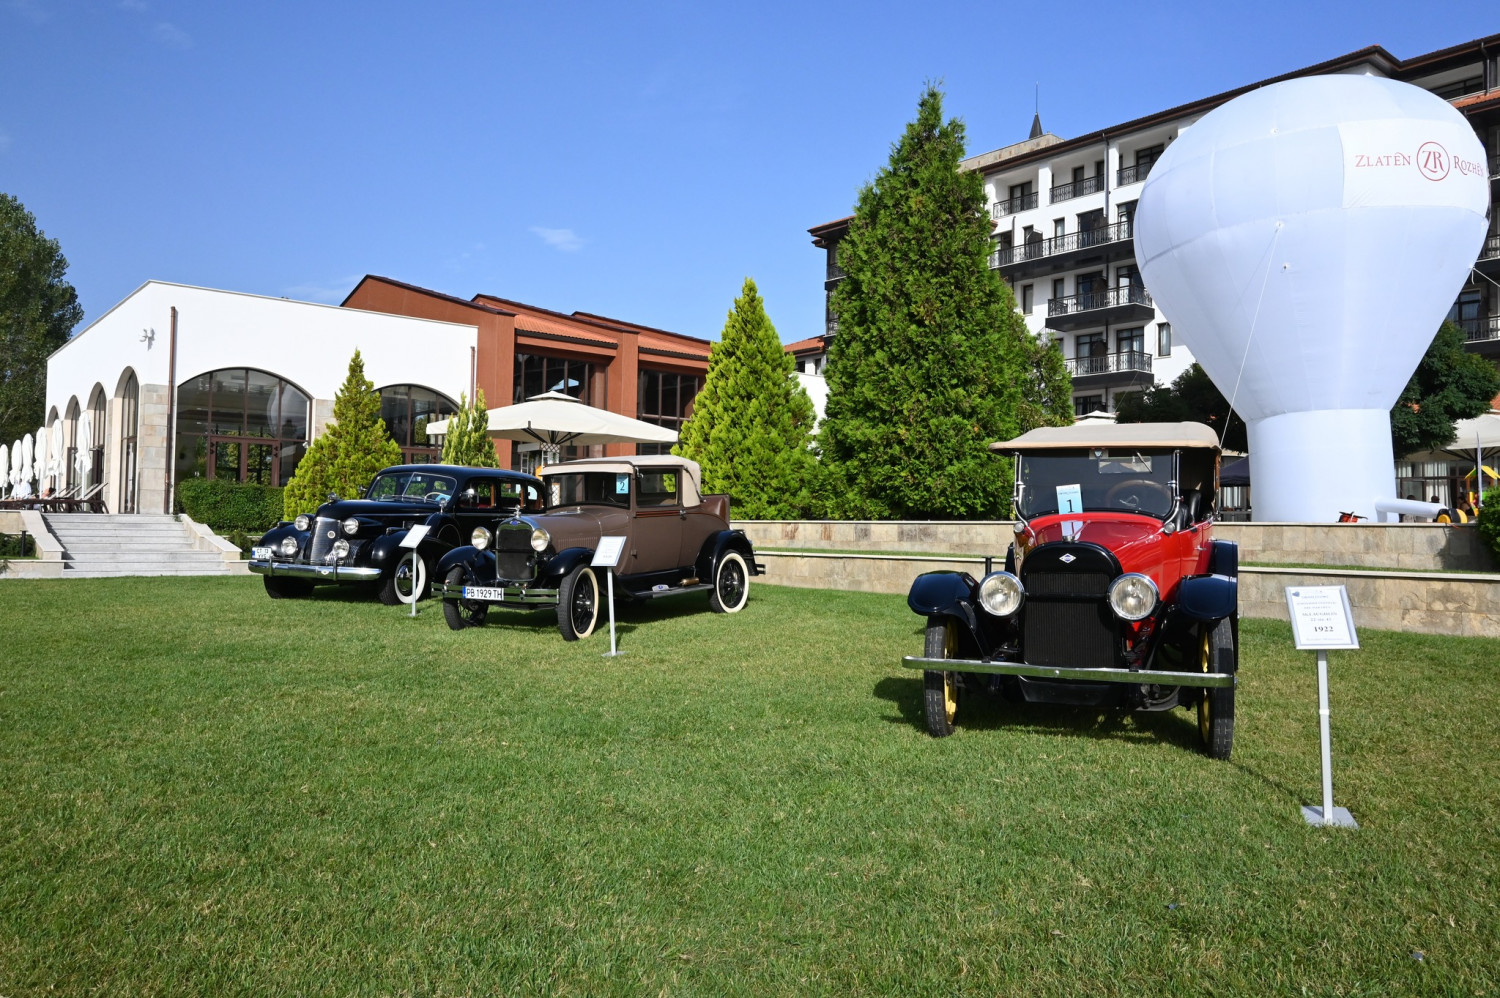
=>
[440,389,499,468]
[282,350,402,518]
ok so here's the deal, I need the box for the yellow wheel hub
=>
[942,621,958,724]
[1197,628,1212,742]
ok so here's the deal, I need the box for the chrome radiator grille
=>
[494,524,536,582]
[307,517,338,563]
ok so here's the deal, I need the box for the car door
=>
[629,469,685,576]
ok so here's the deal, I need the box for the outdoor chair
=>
[51,482,104,513]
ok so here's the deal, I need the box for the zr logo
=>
[1417,141,1449,181]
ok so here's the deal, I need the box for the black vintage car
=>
[251,464,543,603]
[436,455,763,640]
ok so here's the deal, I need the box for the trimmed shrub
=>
[175,479,285,532]
[1477,488,1500,563]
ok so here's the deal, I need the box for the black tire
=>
[556,564,599,641]
[441,566,488,631]
[263,576,313,600]
[378,553,429,606]
[708,551,750,613]
[922,617,959,738]
[1198,616,1236,759]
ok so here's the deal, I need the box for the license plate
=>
[463,586,507,601]
[251,546,273,561]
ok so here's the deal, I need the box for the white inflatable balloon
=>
[1136,75,1490,522]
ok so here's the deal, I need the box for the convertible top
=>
[990,422,1220,453]
[538,455,704,506]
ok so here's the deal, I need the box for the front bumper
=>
[248,559,382,583]
[901,655,1236,688]
[438,581,560,606]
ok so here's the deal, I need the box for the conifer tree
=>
[1018,335,1075,433]
[818,84,1034,519]
[440,389,499,468]
[282,350,403,517]
[676,278,815,518]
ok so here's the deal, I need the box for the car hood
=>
[314,498,442,521]
[1018,513,1169,577]
[519,506,630,551]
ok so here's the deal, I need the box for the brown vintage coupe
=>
[435,455,763,640]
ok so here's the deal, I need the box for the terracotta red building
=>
[343,276,710,470]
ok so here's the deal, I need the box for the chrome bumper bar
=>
[437,581,560,606]
[901,656,1236,688]
[248,559,382,583]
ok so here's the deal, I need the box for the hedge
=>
[1478,488,1500,565]
[174,478,285,533]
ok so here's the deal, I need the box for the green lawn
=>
[1,577,1496,996]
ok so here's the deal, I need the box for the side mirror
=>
[358,485,369,498]
[461,488,477,506]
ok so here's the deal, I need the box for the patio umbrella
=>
[427,392,679,463]
[33,425,46,486]
[50,421,64,490]
[0,443,8,496]
[1220,456,1251,487]
[20,434,34,491]
[1399,411,1500,508]
[74,412,92,485]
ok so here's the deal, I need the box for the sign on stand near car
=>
[436,455,763,641]
[902,422,1240,758]
[250,465,543,604]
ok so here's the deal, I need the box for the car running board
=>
[901,656,1236,688]
[627,582,717,600]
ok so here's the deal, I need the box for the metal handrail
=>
[1463,316,1500,343]
[1064,351,1153,377]
[1049,174,1104,203]
[990,221,1133,267]
[1048,285,1154,317]
[1116,162,1154,186]
[1481,233,1500,261]
[991,192,1040,218]
[826,260,845,281]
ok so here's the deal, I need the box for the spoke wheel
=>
[922,617,959,738]
[441,566,488,631]
[709,551,750,613]
[1197,617,1237,759]
[556,565,599,641]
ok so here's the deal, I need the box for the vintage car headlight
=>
[342,517,360,536]
[471,526,492,551]
[530,527,550,552]
[279,535,299,557]
[977,571,1024,617]
[1108,573,1159,621]
[332,538,350,560]
[294,514,311,532]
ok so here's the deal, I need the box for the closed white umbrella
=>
[33,425,46,486]
[74,412,92,485]
[50,421,64,489]
[426,391,679,463]
[7,441,18,488]
[20,434,34,491]
[0,443,8,496]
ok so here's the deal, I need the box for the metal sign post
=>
[593,536,627,657]
[1285,585,1360,828]
[399,525,430,618]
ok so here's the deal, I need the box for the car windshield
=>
[366,471,459,503]
[545,471,631,509]
[1015,450,1177,519]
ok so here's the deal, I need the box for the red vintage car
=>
[904,422,1239,757]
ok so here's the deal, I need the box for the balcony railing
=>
[826,259,845,281]
[1481,233,1500,261]
[1066,350,1153,378]
[1462,316,1500,343]
[991,191,1039,218]
[1049,174,1104,203]
[1491,152,1500,179]
[1048,284,1153,318]
[1116,162,1155,186]
[991,221,1133,268]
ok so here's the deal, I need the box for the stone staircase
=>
[42,513,241,577]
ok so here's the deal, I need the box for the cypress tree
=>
[818,84,1034,519]
[676,278,815,518]
[440,389,499,468]
[282,350,403,517]
[1018,335,1076,433]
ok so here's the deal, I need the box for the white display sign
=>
[401,524,430,549]
[1055,484,1083,516]
[1285,586,1359,650]
[592,535,627,569]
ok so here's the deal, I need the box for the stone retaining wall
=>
[735,519,1498,573]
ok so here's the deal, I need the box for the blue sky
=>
[2,1,1496,343]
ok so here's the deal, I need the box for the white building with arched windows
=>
[44,281,478,515]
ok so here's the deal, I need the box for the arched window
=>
[117,370,140,513]
[87,384,107,489]
[378,385,459,462]
[175,368,310,486]
[63,397,80,490]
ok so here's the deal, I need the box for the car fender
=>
[436,544,494,580]
[907,571,979,634]
[363,532,408,573]
[696,530,758,583]
[540,547,594,581]
[1174,573,1238,623]
[1208,540,1239,577]
[260,522,301,550]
